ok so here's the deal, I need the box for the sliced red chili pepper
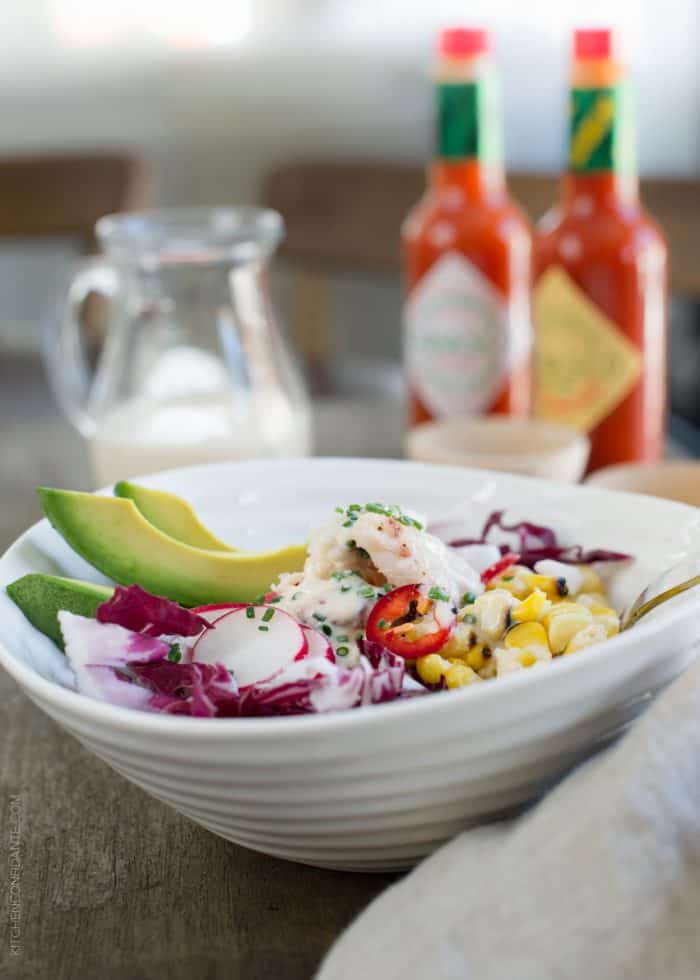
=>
[481,552,520,585]
[365,584,453,659]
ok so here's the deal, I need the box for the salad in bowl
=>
[6,486,629,718]
[3,458,700,871]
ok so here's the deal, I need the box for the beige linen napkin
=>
[318,658,700,980]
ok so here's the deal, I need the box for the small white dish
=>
[1,458,699,871]
[405,417,590,482]
[586,461,700,508]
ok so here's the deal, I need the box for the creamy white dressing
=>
[273,504,483,667]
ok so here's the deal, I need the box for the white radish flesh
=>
[193,605,308,687]
[301,624,336,662]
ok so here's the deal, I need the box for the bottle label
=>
[437,74,501,164]
[404,252,530,417]
[534,266,642,431]
[569,83,635,173]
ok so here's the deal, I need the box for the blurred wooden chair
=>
[0,153,149,248]
[263,161,700,365]
[0,153,150,347]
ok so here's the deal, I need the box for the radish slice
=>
[193,605,308,687]
[193,602,249,627]
[301,625,336,663]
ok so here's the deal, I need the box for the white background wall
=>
[0,0,697,212]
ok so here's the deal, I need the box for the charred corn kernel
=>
[416,654,449,685]
[466,645,486,671]
[522,573,562,598]
[547,607,593,653]
[589,605,620,636]
[512,589,551,623]
[445,663,481,688]
[519,651,537,667]
[505,621,548,650]
[474,589,513,641]
[542,601,580,628]
[565,622,608,654]
[440,623,473,659]
[489,565,531,598]
[577,591,610,610]
[578,565,604,594]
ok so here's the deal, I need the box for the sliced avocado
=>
[114,481,234,552]
[6,573,113,649]
[37,488,306,607]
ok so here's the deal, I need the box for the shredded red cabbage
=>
[60,611,408,718]
[96,585,212,638]
[445,510,630,567]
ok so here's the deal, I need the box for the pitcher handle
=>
[43,258,120,437]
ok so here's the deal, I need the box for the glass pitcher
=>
[43,207,312,487]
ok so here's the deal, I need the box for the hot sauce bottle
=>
[402,28,533,426]
[534,28,667,471]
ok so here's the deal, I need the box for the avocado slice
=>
[37,488,306,607]
[6,573,113,649]
[114,481,234,552]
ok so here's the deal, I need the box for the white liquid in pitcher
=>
[88,394,312,487]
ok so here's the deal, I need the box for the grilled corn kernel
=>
[445,663,481,688]
[474,589,513,641]
[512,589,551,623]
[589,605,620,636]
[565,622,608,654]
[489,565,531,598]
[547,607,593,653]
[416,654,449,685]
[577,591,610,610]
[504,621,549,650]
[440,623,473,659]
[578,565,604,594]
[519,651,537,668]
[466,645,486,671]
[522,573,562,599]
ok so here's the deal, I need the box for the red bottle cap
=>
[439,28,490,59]
[574,28,615,60]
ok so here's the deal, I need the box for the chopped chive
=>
[342,520,354,528]
[246,606,255,619]
[341,585,352,593]
[461,592,476,606]
[321,624,332,637]
[503,575,514,582]
[262,607,275,622]
[313,612,327,622]
[336,634,349,643]
[377,619,388,631]
[336,646,349,656]
[383,582,392,593]
[348,503,361,512]
[167,643,182,663]
[464,613,477,625]
[258,625,269,632]
[346,539,356,549]
[428,586,450,602]
[358,585,375,598]
[335,506,344,514]
[268,595,282,603]
[357,547,370,560]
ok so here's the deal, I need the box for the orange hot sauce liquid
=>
[402,43,533,426]
[535,52,668,471]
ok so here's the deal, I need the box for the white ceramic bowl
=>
[2,459,700,872]
[405,417,590,482]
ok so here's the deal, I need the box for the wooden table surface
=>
[0,353,398,980]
